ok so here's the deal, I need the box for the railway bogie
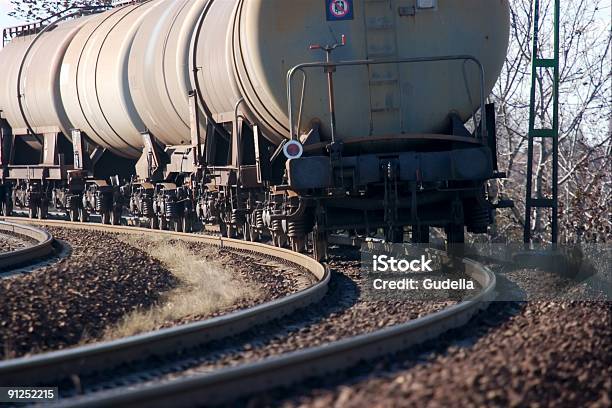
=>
[0,185,12,217]
[128,182,155,225]
[82,180,122,225]
[12,181,45,219]
[151,183,194,233]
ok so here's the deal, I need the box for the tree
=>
[9,0,112,21]
[491,0,611,244]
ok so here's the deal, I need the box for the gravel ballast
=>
[240,263,611,407]
[0,227,175,359]
[0,231,37,254]
[56,247,464,398]
[165,248,462,375]
[249,301,611,408]
[114,237,318,332]
[0,226,315,360]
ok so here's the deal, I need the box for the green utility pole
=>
[523,0,560,245]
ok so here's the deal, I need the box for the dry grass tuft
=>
[102,235,259,340]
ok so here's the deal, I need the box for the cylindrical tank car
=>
[0,0,511,259]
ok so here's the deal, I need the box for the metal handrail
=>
[287,55,487,143]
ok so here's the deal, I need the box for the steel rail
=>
[57,253,496,408]
[0,217,329,386]
[0,221,54,269]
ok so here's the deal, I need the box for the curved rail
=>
[0,221,54,269]
[60,253,495,407]
[0,218,329,386]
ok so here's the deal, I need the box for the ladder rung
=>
[534,58,556,68]
[530,128,556,138]
[528,198,556,208]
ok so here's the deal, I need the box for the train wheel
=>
[38,204,48,220]
[2,199,12,216]
[227,225,235,239]
[69,209,79,222]
[159,216,167,231]
[386,227,405,243]
[28,206,37,219]
[110,209,121,226]
[174,219,182,233]
[411,225,430,244]
[249,226,260,242]
[242,222,249,241]
[79,208,89,223]
[445,224,465,244]
[101,210,110,225]
[445,224,465,258]
[290,237,305,253]
[312,228,328,262]
[219,222,228,237]
[271,232,286,248]
[150,216,159,230]
[181,216,192,233]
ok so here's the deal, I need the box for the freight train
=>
[0,0,511,260]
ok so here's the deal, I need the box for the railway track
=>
[0,217,328,387]
[54,255,494,408]
[0,217,495,407]
[0,221,54,271]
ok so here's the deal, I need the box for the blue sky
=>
[0,0,25,33]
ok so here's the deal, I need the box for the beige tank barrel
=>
[60,3,155,159]
[128,0,208,147]
[0,17,92,149]
[0,0,510,158]
[196,0,510,143]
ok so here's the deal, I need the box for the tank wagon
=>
[0,0,511,259]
